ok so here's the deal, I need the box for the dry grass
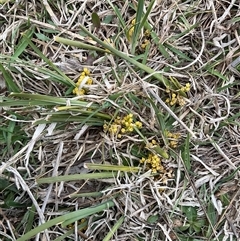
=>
[0,0,240,240]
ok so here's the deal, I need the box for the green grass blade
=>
[181,133,191,171]
[69,192,103,198]
[218,166,240,184]
[131,0,155,54]
[85,163,140,172]
[61,200,115,227]
[139,41,151,75]
[16,200,115,241]
[206,202,217,238]
[147,97,167,141]
[131,0,144,54]
[37,113,107,126]
[169,23,199,41]
[0,63,21,92]
[205,64,228,83]
[21,34,75,87]
[105,0,127,36]
[6,116,16,151]
[37,172,123,184]
[103,216,124,241]
[164,43,193,61]
[53,36,106,53]
[9,92,99,109]
[12,27,35,60]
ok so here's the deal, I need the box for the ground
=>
[0,0,240,241]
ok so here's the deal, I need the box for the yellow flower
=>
[151,139,157,145]
[166,88,171,93]
[135,121,142,128]
[128,127,133,132]
[77,89,85,95]
[121,128,126,133]
[86,78,93,85]
[77,75,85,83]
[128,26,134,38]
[144,29,150,37]
[170,99,177,106]
[170,140,178,148]
[185,83,191,92]
[152,168,157,173]
[83,67,90,76]
[103,124,108,131]
[141,39,150,49]
[72,87,77,94]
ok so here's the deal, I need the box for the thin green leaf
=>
[37,172,123,184]
[9,92,99,109]
[131,0,144,53]
[181,133,191,171]
[205,65,228,82]
[21,34,75,87]
[85,163,140,172]
[0,63,21,92]
[148,97,167,142]
[53,36,106,53]
[12,28,35,60]
[169,23,199,41]
[105,0,127,36]
[131,0,155,54]
[35,33,51,41]
[165,43,193,61]
[103,216,124,241]
[16,200,115,241]
[61,201,115,227]
[206,202,217,237]
[6,116,16,151]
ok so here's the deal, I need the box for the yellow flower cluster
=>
[141,29,151,50]
[140,153,164,174]
[67,218,87,231]
[128,18,151,51]
[181,83,191,92]
[144,29,150,37]
[103,113,142,138]
[158,169,174,185]
[141,39,150,49]
[166,131,181,148]
[128,19,136,39]
[72,68,93,96]
[165,83,191,106]
[140,140,165,174]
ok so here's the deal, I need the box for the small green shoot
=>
[92,12,101,28]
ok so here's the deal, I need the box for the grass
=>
[0,0,240,240]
